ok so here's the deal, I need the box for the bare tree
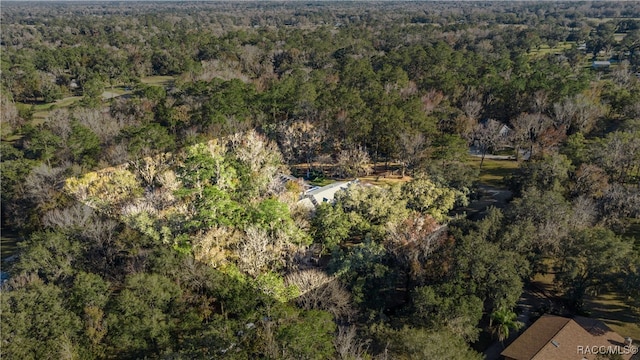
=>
[193,226,235,268]
[104,143,130,166]
[386,214,445,283]
[74,107,122,144]
[473,119,503,168]
[0,93,23,136]
[237,226,284,277]
[462,100,482,124]
[571,164,609,198]
[42,203,94,230]
[277,120,324,173]
[129,153,172,188]
[611,60,634,88]
[24,163,67,208]
[570,196,598,229]
[285,269,354,320]
[336,147,372,178]
[334,326,370,360]
[229,130,284,190]
[44,109,72,140]
[552,99,575,129]
[552,94,604,134]
[398,131,427,177]
[593,131,640,183]
[511,113,551,160]
[80,217,121,276]
[457,89,483,139]
[598,184,640,230]
[421,90,444,114]
[531,90,549,114]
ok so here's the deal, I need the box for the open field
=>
[468,157,520,187]
[296,158,519,188]
[14,77,168,125]
[308,178,336,187]
[584,292,640,342]
[359,174,412,186]
[614,33,627,42]
[528,42,573,57]
[292,162,412,187]
[15,89,131,124]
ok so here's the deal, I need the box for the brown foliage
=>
[386,213,446,282]
[285,269,354,320]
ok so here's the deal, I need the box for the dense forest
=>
[1,1,639,359]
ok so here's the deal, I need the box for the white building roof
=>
[298,180,358,207]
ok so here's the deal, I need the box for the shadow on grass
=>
[584,291,640,341]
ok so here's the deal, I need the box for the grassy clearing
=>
[468,157,519,187]
[533,269,640,342]
[106,87,129,96]
[31,112,50,122]
[614,33,627,42]
[55,95,83,107]
[359,175,412,187]
[16,102,53,112]
[584,292,640,342]
[528,42,573,57]
[308,178,336,187]
[16,95,84,122]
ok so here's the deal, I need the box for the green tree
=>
[68,120,101,166]
[70,272,111,354]
[312,204,354,252]
[412,284,483,342]
[329,239,397,311]
[275,309,337,360]
[506,187,574,256]
[555,227,634,309]
[188,185,244,229]
[22,125,62,165]
[107,273,182,357]
[402,177,459,222]
[119,123,174,157]
[1,278,83,359]
[69,271,110,313]
[80,77,105,108]
[371,325,483,360]
[14,231,83,284]
[490,306,523,343]
[509,154,574,195]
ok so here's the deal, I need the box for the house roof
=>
[501,315,637,360]
[298,180,358,207]
[501,315,571,360]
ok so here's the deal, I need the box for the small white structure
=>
[592,60,611,69]
[298,180,359,209]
